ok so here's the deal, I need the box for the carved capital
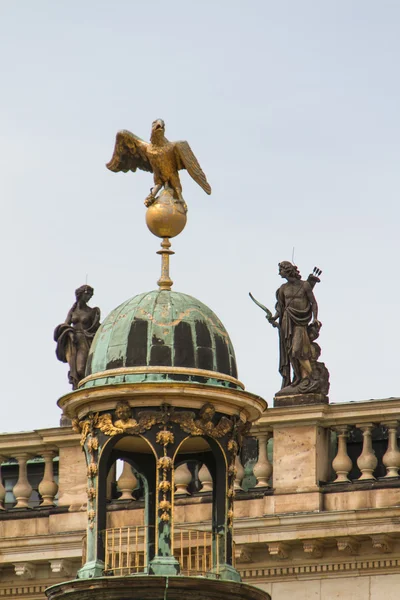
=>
[235,545,253,563]
[267,542,291,559]
[337,537,360,555]
[303,540,323,558]
[50,559,74,576]
[14,562,36,579]
[371,534,393,554]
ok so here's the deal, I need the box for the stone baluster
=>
[13,453,33,509]
[357,423,377,480]
[174,462,192,495]
[253,433,273,488]
[0,456,6,510]
[117,461,137,501]
[332,426,353,483]
[382,421,400,478]
[198,463,213,492]
[234,454,245,490]
[39,450,58,507]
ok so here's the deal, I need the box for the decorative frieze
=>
[239,556,400,581]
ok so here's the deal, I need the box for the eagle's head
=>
[150,119,166,144]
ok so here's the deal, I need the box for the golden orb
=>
[146,188,187,238]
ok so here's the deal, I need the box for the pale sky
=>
[1,1,399,431]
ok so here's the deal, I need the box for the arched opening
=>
[97,434,157,574]
[173,435,230,575]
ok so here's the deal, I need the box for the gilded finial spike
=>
[157,238,174,291]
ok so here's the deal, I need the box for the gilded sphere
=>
[146,189,187,238]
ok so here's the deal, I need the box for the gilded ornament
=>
[227,488,235,498]
[160,511,170,522]
[87,437,99,452]
[158,456,173,471]
[228,439,238,454]
[228,464,238,476]
[88,510,96,521]
[87,487,96,500]
[227,509,234,528]
[158,481,171,492]
[172,403,233,439]
[106,119,211,210]
[96,413,123,437]
[72,418,81,435]
[156,430,174,446]
[87,464,98,477]
[159,499,172,512]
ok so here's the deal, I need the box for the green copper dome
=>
[81,290,241,390]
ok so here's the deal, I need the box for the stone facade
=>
[0,398,400,598]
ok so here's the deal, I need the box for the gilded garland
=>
[72,401,235,445]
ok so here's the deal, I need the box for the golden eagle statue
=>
[106,119,211,208]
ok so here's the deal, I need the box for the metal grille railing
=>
[103,526,148,575]
[102,525,221,576]
[173,528,215,576]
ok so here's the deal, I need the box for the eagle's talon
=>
[144,194,156,208]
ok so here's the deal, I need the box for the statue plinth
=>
[274,393,329,408]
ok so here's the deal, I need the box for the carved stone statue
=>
[106,119,211,210]
[54,285,100,389]
[250,263,329,401]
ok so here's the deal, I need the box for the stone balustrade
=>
[0,426,79,511]
[251,397,400,498]
[330,420,400,483]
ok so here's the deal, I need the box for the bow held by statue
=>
[249,293,279,328]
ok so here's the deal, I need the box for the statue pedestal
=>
[274,393,329,408]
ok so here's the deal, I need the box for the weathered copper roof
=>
[82,290,239,390]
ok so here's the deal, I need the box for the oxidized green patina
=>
[83,290,239,389]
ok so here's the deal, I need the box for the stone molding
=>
[240,555,400,581]
[0,427,79,457]
[58,381,266,423]
[255,397,400,429]
[0,583,47,597]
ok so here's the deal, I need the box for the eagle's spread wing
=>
[106,130,153,173]
[174,141,211,195]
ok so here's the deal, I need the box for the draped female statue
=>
[54,285,101,389]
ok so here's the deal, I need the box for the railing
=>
[250,398,400,490]
[104,526,148,575]
[173,527,215,576]
[330,422,400,483]
[102,525,220,577]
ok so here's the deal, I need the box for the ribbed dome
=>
[81,290,240,390]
